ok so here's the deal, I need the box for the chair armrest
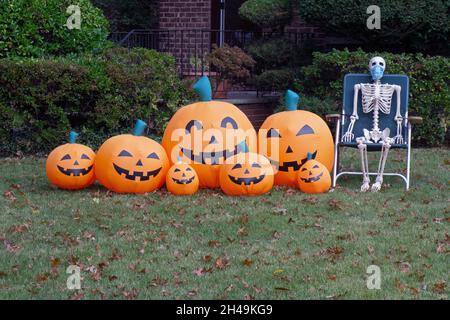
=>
[408,116,423,125]
[325,114,341,123]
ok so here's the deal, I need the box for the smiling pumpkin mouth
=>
[270,150,317,172]
[57,165,93,177]
[113,163,162,181]
[180,141,247,165]
[172,176,195,185]
[300,172,323,183]
[228,174,265,186]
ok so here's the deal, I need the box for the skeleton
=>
[341,57,404,192]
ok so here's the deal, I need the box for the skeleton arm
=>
[342,84,360,142]
[393,85,403,144]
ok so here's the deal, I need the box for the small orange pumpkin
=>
[162,76,257,188]
[95,120,169,193]
[297,153,331,194]
[46,131,96,190]
[259,90,334,187]
[219,152,274,196]
[166,160,199,195]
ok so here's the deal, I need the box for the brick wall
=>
[159,0,211,74]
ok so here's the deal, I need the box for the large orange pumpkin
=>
[297,153,331,194]
[95,120,169,193]
[219,152,274,196]
[162,76,257,188]
[46,131,96,190]
[166,160,199,195]
[259,90,334,187]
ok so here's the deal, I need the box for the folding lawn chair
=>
[326,73,423,191]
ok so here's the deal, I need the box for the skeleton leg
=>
[356,137,370,192]
[371,133,393,192]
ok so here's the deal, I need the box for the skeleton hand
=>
[393,135,404,144]
[342,131,354,142]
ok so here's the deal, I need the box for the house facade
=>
[157,0,323,74]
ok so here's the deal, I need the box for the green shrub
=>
[245,37,307,91]
[239,0,293,30]
[296,49,450,146]
[0,0,109,58]
[0,48,192,155]
[298,0,450,54]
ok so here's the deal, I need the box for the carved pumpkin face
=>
[46,132,95,190]
[166,162,199,195]
[259,90,334,187]
[95,120,169,193]
[219,152,274,196]
[297,156,331,194]
[162,77,256,188]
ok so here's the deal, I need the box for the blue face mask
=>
[371,65,384,81]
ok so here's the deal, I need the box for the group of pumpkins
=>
[46,76,334,196]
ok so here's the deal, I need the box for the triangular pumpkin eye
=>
[81,154,91,160]
[186,168,192,171]
[232,164,242,170]
[252,163,261,168]
[174,168,181,172]
[147,152,159,159]
[313,165,320,169]
[301,167,307,171]
[118,150,132,157]
[267,128,281,138]
[297,125,315,136]
[61,154,71,160]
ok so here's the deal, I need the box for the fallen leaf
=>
[328,199,345,210]
[274,287,290,291]
[208,240,221,248]
[3,239,20,254]
[8,223,31,234]
[431,281,446,294]
[242,259,253,267]
[193,268,204,276]
[215,256,230,270]
[202,255,212,262]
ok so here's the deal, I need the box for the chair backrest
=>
[340,74,409,143]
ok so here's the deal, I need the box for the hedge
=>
[0,0,110,58]
[0,48,192,155]
[294,49,450,146]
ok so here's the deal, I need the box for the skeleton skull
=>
[369,56,386,81]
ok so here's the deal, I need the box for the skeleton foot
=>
[361,181,371,192]
[371,177,383,192]
[371,181,382,192]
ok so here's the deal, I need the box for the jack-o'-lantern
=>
[259,90,334,187]
[162,76,257,188]
[166,160,199,195]
[95,120,169,193]
[46,131,96,190]
[297,153,331,194]
[219,152,274,196]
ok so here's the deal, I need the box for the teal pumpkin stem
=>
[307,152,313,161]
[133,119,147,136]
[285,90,300,111]
[193,76,212,102]
[68,131,78,144]
[237,141,249,153]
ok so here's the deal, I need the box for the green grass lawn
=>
[0,148,448,300]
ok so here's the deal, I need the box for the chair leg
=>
[406,124,412,191]
[332,119,341,188]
